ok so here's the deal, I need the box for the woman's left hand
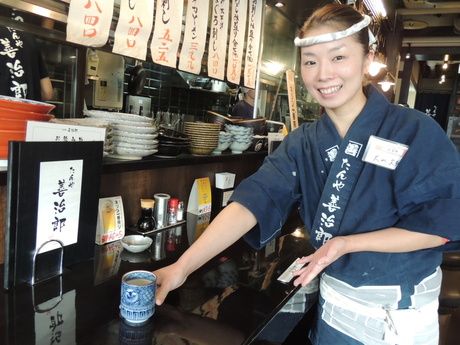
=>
[292,236,348,287]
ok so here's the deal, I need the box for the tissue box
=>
[215,172,235,189]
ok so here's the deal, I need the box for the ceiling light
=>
[274,1,285,8]
[378,73,395,92]
[363,0,387,18]
[405,43,411,60]
[442,62,448,70]
[262,60,285,76]
[444,54,450,62]
[368,61,387,77]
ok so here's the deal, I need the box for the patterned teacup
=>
[120,270,156,325]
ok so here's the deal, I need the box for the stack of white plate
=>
[84,110,159,160]
[225,124,253,154]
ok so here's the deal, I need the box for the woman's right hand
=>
[154,262,188,305]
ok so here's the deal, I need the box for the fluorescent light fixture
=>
[378,73,395,92]
[363,0,387,18]
[368,61,387,76]
[262,60,285,76]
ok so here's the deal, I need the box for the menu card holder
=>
[3,141,103,290]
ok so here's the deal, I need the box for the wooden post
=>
[286,69,299,131]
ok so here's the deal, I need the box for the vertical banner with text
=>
[226,0,248,85]
[66,0,114,47]
[112,0,154,60]
[243,0,263,88]
[179,0,210,75]
[150,0,184,68]
[207,0,230,80]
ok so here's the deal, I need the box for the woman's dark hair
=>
[298,3,370,54]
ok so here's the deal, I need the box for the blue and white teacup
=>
[120,270,156,325]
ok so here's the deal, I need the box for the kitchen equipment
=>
[125,95,151,116]
[127,63,147,95]
[86,50,124,111]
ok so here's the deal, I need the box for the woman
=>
[154,4,460,344]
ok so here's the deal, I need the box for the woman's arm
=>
[293,227,447,287]
[154,202,257,305]
[40,77,53,101]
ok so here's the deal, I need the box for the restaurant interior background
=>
[0,0,459,140]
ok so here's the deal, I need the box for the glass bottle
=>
[137,199,156,232]
[168,198,179,225]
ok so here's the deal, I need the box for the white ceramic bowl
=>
[121,235,153,253]
[230,140,252,154]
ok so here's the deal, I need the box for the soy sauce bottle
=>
[137,199,156,232]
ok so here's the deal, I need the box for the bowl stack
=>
[183,122,220,155]
[157,126,190,157]
[85,110,158,160]
[0,96,55,159]
[212,131,232,155]
[225,124,253,154]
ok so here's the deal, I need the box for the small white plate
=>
[113,130,158,140]
[121,235,153,253]
[113,141,158,150]
[84,109,153,124]
[113,135,159,146]
[113,124,157,134]
[114,147,158,157]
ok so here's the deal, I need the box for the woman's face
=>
[300,25,372,115]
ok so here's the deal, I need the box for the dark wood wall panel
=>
[99,159,263,228]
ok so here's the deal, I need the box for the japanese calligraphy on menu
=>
[112,0,154,60]
[35,160,83,253]
[66,0,114,47]
[226,0,248,85]
[243,0,263,88]
[0,28,28,98]
[207,0,230,80]
[179,0,210,75]
[150,0,184,68]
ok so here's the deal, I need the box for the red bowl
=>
[0,107,54,121]
[0,130,25,159]
[0,96,55,114]
[0,118,28,131]
[0,146,7,159]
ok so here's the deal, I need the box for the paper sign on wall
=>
[244,0,264,88]
[179,0,210,75]
[35,160,83,253]
[66,0,114,47]
[187,177,212,215]
[227,0,248,85]
[207,0,230,80]
[112,0,154,60]
[150,0,184,68]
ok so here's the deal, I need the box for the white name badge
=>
[362,135,409,170]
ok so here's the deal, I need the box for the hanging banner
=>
[244,0,263,88]
[150,0,184,68]
[207,0,230,80]
[112,0,154,60]
[178,0,210,75]
[226,0,248,85]
[66,0,114,47]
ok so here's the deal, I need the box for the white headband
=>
[294,15,376,47]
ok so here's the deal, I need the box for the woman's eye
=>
[303,60,316,66]
[333,55,345,62]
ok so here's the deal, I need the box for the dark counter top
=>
[0,213,316,345]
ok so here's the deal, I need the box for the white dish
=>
[113,135,159,146]
[113,124,157,134]
[84,109,154,124]
[114,147,158,157]
[121,235,153,253]
[107,153,143,160]
[113,141,158,150]
[113,130,158,140]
